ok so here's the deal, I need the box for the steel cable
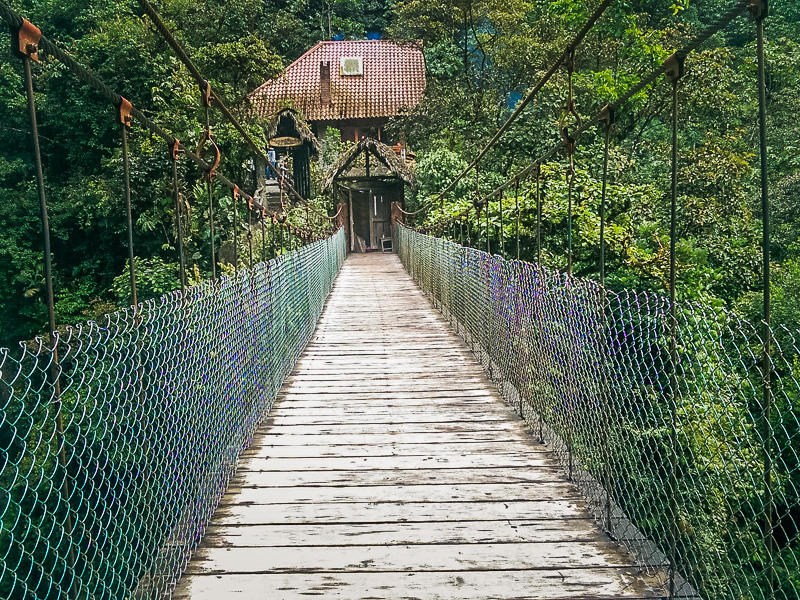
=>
[427,0,751,221]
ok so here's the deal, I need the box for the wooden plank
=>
[286,370,488,378]
[184,541,638,574]
[282,378,492,387]
[259,421,525,435]
[267,406,521,419]
[265,413,514,425]
[210,499,591,525]
[173,569,665,599]
[217,482,583,505]
[277,386,501,396]
[199,519,606,547]
[241,441,549,459]
[251,432,529,446]
[238,453,556,471]
[276,389,501,399]
[229,466,564,486]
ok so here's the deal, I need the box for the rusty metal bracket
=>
[473,196,483,219]
[196,130,220,181]
[200,80,213,107]
[747,0,767,21]
[261,207,267,220]
[170,139,182,160]
[13,19,42,62]
[233,186,240,202]
[560,127,577,155]
[599,104,615,129]
[247,197,254,211]
[118,97,132,128]
[664,53,685,84]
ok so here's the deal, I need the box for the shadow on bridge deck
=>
[173,253,667,599]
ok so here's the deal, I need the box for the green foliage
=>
[395,4,800,596]
[0,0,386,347]
[112,256,181,306]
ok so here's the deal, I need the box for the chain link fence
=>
[0,228,345,599]
[398,225,800,600]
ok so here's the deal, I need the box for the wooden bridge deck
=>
[174,253,666,599]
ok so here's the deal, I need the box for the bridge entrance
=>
[345,182,397,251]
[327,138,414,252]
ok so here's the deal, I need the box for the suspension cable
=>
[430,0,614,208]
[430,0,751,224]
[135,0,334,223]
[0,0,304,242]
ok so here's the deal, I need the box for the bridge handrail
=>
[398,224,800,600]
[0,229,346,599]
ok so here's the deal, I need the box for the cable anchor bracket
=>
[200,80,213,107]
[599,104,616,129]
[13,18,42,62]
[169,139,183,161]
[664,53,686,84]
[118,97,133,128]
[747,0,767,21]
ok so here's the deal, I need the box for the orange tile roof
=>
[248,40,426,121]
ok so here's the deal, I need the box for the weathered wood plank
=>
[238,453,555,471]
[250,432,529,446]
[173,569,665,600]
[260,421,525,435]
[265,413,514,425]
[184,541,640,574]
[210,499,591,525]
[276,389,501,399]
[217,482,583,505]
[241,441,549,459]
[228,466,564,486]
[199,519,606,547]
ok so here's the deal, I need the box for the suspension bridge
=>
[172,251,669,599]
[0,0,797,599]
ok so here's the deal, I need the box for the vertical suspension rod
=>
[205,97,217,281]
[515,176,520,260]
[666,52,684,600]
[754,2,774,595]
[120,117,138,307]
[23,50,78,598]
[536,165,542,266]
[247,201,254,268]
[599,105,614,533]
[171,143,187,293]
[499,188,504,258]
[261,213,267,263]
[233,188,240,273]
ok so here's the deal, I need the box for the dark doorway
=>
[345,181,402,252]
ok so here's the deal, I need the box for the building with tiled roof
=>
[248,39,425,143]
[249,40,425,253]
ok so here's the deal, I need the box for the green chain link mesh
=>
[0,228,345,599]
[398,225,800,600]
